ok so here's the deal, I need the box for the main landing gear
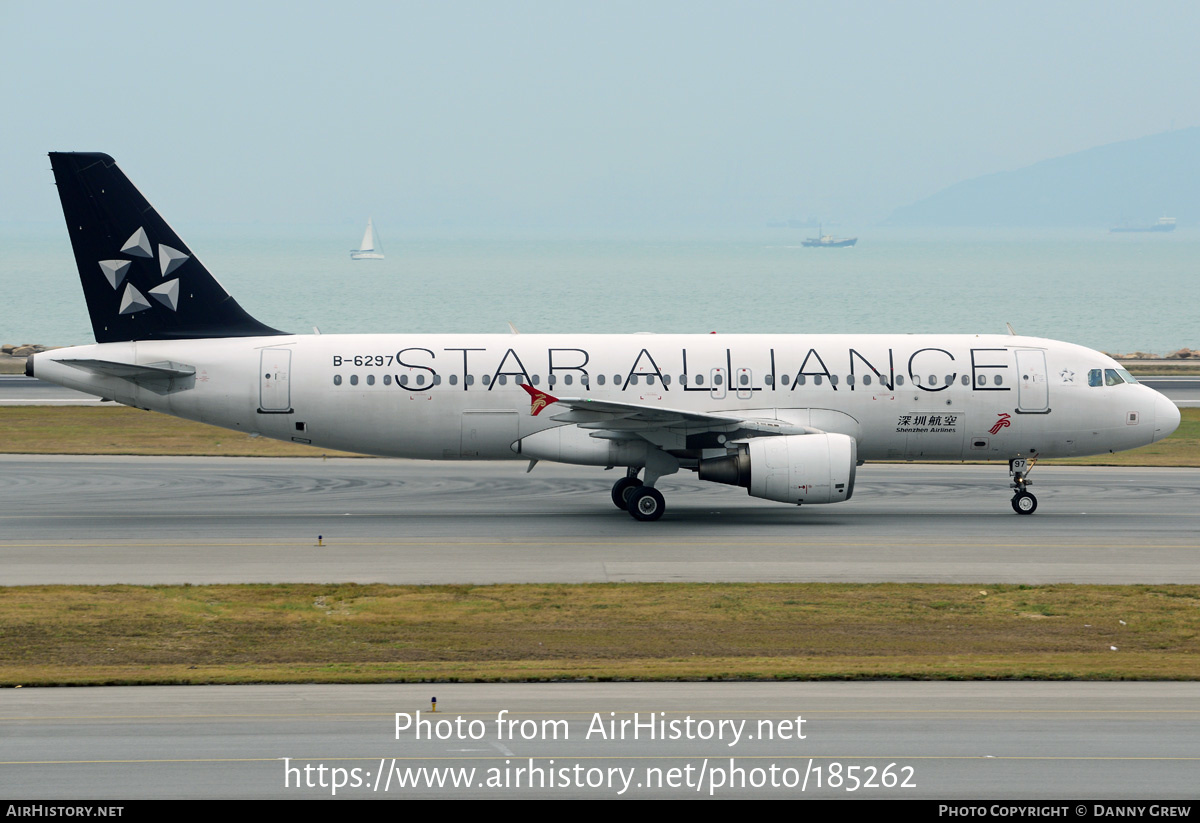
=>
[1009,457,1038,515]
[610,469,666,521]
[611,475,642,510]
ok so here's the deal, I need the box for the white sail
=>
[351,217,385,259]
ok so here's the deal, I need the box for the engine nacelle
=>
[698,433,857,505]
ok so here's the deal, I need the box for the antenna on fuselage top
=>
[1005,322,1018,336]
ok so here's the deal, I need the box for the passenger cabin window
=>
[366,374,375,386]
[449,375,459,386]
[383,374,392,386]
[597,374,606,385]
[765,374,774,385]
[349,375,359,386]
[862,374,872,386]
[416,374,425,386]
[333,375,342,386]
[564,374,573,385]
[896,375,905,386]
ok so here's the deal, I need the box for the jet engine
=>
[698,433,857,505]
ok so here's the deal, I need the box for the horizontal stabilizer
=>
[59,358,196,395]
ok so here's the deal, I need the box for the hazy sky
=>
[3,0,1197,230]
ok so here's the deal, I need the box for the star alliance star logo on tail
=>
[98,226,188,316]
[520,383,559,416]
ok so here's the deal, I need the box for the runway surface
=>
[0,375,108,405]
[3,456,1198,584]
[1141,376,1200,407]
[2,682,1196,799]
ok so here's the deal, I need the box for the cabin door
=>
[259,348,293,413]
[1015,350,1050,412]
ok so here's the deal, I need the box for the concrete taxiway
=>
[0,375,107,405]
[1,682,1196,799]
[2,456,1198,585]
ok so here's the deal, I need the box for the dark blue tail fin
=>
[49,152,286,343]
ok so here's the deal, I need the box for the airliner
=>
[28,153,1181,521]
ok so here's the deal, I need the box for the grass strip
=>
[0,406,359,457]
[3,583,1198,686]
[2,407,1199,465]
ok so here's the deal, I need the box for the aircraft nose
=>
[1153,391,1181,443]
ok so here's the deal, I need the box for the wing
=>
[519,384,815,441]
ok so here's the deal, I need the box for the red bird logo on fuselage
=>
[520,383,560,416]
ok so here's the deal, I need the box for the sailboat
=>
[350,218,385,260]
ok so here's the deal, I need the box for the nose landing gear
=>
[1009,457,1038,515]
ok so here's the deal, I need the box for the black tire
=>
[1011,491,1037,515]
[611,477,642,510]
[628,487,666,521]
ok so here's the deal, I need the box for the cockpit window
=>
[1088,369,1102,387]
[1104,369,1123,387]
[1115,368,1138,384]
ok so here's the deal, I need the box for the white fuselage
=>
[33,333,1178,466]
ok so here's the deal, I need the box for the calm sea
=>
[2,224,1195,355]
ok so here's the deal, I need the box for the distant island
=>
[886,128,1198,227]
